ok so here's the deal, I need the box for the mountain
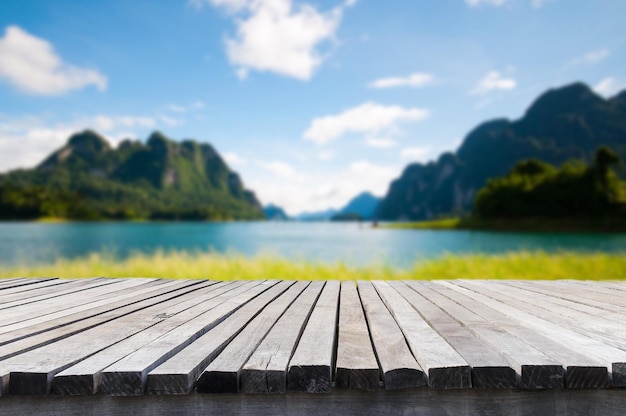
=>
[334,191,380,220]
[263,204,289,221]
[296,192,381,221]
[295,208,339,221]
[377,83,626,220]
[0,130,264,220]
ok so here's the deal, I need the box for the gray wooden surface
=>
[1,277,626,400]
[335,281,379,390]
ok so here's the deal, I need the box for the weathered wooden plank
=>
[0,280,204,388]
[439,281,625,387]
[501,280,626,317]
[145,281,293,395]
[335,281,379,391]
[52,281,248,395]
[195,282,308,394]
[0,278,117,310]
[0,278,156,327]
[0,278,65,300]
[100,281,283,396]
[0,279,194,352]
[356,281,425,390]
[1,281,219,396]
[391,281,515,389]
[287,280,339,393]
[0,279,171,339]
[240,281,324,394]
[459,282,626,388]
[481,281,626,346]
[415,281,565,389]
[0,279,45,291]
[372,281,470,389]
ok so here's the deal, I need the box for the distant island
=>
[263,204,290,221]
[0,131,264,220]
[294,192,381,222]
[330,192,380,221]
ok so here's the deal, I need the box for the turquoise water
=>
[0,222,624,269]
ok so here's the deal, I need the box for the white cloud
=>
[368,72,434,89]
[93,115,156,131]
[235,68,249,80]
[0,26,107,95]
[192,101,206,109]
[465,0,509,6]
[169,104,187,113]
[257,160,296,177]
[466,0,551,8]
[303,102,429,145]
[366,137,397,148]
[245,159,397,214]
[188,0,249,13]
[594,77,624,98]
[531,0,554,8]
[223,151,248,165]
[317,150,335,160]
[0,124,74,171]
[400,146,431,162]
[0,113,158,172]
[203,0,352,80]
[569,48,610,66]
[470,71,516,95]
[159,114,183,127]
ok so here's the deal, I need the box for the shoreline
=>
[382,217,626,234]
[1,250,625,280]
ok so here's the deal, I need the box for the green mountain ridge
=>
[376,82,626,220]
[0,130,264,220]
[263,204,290,221]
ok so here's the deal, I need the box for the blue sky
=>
[0,0,624,214]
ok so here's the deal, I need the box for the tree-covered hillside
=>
[474,146,625,219]
[0,130,264,220]
[377,83,626,220]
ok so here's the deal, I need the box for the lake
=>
[1,222,625,269]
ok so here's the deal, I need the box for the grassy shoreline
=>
[1,250,625,280]
[384,217,626,233]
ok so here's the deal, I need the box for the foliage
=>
[1,250,625,280]
[0,130,265,221]
[474,146,625,219]
[377,83,626,221]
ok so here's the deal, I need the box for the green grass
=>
[385,217,626,233]
[1,250,625,280]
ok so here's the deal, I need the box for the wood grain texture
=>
[4,281,218,395]
[52,281,242,395]
[145,281,291,395]
[372,281,471,389]
[240,281,324,394]
[416,281,565,389]
[443,280,626,387]
[334,281,379,391]
[99,281,278,396]
[394,281,515,389]
[195,282,307,394]
[287,281,339,393]
[357,280,425,390]
[1,277,625,400]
